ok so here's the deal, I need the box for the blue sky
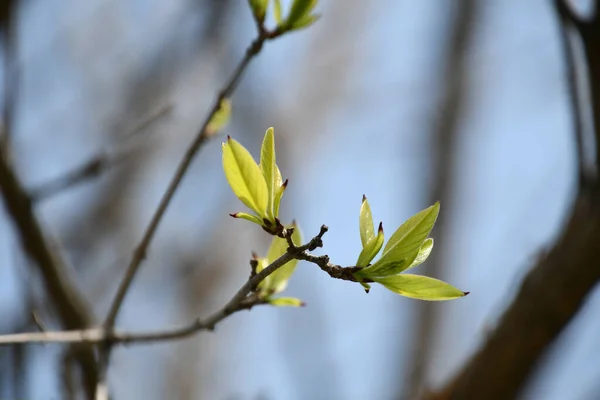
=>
[1,1,598,399]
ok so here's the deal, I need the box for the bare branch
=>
[0,138,98,397]
[554,0,594,186]
[103,26,285,333]
[0,225,351,347]
[426,2,600,399]
[404,1,477,397]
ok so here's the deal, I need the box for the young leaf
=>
[358,281,371,293]
[358,203,439,276]
[248,0,268,22]
[266,224,302,294]
[273,0,282,24]
[357,258,412,278]
[286,0,318,28]
[356,222,384,267]
[229,212,265,226]
[372,274,467,301]
[268,297,305,307]
[383,202,439,255]
[206,99,231,136]
[260,128,276,220]
[404,238,433,271]
[222,137,269,217]
[273,166,286,217]
[255,258,272,292]
[359,195,375,248]
[289,13,319,30]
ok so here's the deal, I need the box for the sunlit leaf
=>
[289,13,319,30]
[362,203,439,276]
[383,203,439,255]
[356,222,384,267]
[359,195,375,248]
[268,297,305,307]
[405,238,434,271]
[373,274,467,301]
[206,99,231,136]
[260,127,276,220]
[273,0,282,24]
[248,0,268,22]
[273,165,286,217]
[358,281,371,293]
[286,0,318,28]
[222,137,268,217]
[229,212,264,226]
[255,257,272,291]
[266,223,302,294]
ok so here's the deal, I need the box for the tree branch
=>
[102,26,284,332]
[427,2,600,398]
[0,139,98,398]
[404,1,477,397]
[0,225,362,347]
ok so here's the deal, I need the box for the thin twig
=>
[94,23,285,399]
[103,27,283,332]
[29,104,172,201]
[427,2,600,398]
[0,133,98,398]
[0,225,348,347]
[555,0,591,187]
[404,1,477,397]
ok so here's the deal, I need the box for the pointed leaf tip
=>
[362,194,367,202]
[282,179,288,188]
[373,274,465,301]
[378,222,383,232]
[229,213,238,218]
[463,292,470,296]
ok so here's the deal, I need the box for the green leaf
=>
[260,127,276,220]
[383,202,439,255]
[267,223,302,294]
[268,297,305,307]
[362,203,439,276]
[356,222,384,267]
[359,195,375,248]
[206,99,231,136]
[255,258,272,291]
[222,137,269,217]
[405,238,433,271]
[273,165,287,217]
[258,223,302,295]
[373,274,467,301]
[273,0,282,24]
[358,281,371,293]
[229,212,264,226]
[290,13,319,30]
[285,0,317,28]
[248,0,268,22]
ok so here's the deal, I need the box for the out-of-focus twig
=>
[403,2,477,398]
[555,0,594,186]
[0,0,18,157]
[0,138,98,398]
[29,104,172,202]
[102,26,285,332]
[96,23,290,396]
[427,2,600,399]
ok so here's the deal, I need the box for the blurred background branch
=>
[403,1,477,397]
[428,1,600,398]
[0,0,598,398]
